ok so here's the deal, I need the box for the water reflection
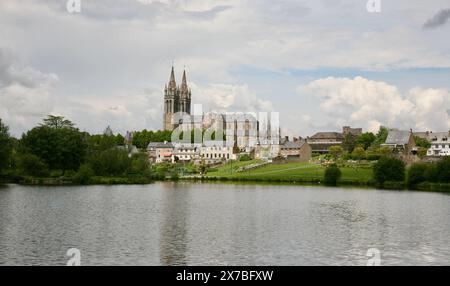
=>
[159,183,189,265]
[0,183,449,265]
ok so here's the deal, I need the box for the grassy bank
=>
[205,161,373,185]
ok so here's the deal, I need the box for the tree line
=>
[0,116,161,184]
[325,126,431,160]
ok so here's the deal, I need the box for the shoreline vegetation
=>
[1,116,450,193]
[1,175,450,194]
[1,160,449,193]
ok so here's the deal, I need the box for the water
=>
[0,182,449,266]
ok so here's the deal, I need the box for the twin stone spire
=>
[163,66,192,130]
[165,66,191,98]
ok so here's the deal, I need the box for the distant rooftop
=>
[281,141,307,149]
[309,132,344,140]
[384,130,412,145]
[147,142,174,149]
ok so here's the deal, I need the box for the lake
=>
[0,182,449,265]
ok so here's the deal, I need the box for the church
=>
[162,66,280,156]
[163,66,192,131]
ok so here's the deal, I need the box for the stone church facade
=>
[163,66,192,131]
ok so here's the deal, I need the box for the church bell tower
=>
[163,66,191,131]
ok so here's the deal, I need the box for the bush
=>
[17,153,50,177]
[373,156,405,186]
[351,147,366,160]
[239,154,252,161]
[366,153,381,161]
[170,172,179,181]
[424,163,438,182]
[88,148,131,176]
[72,164,94,184]
[436,157,450,183]
[407,163,429,188]
[324,164,342,186]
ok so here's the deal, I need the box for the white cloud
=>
[1,1,449,136]
[298,76,450,133]
[191,82,273,113]
[0,49,58,136]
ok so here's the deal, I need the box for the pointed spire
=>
[168,66,176,90]
[181,69,188,94]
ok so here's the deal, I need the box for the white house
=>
[172,144,201,162]
[427,132,450,156]
[200,141,237,164]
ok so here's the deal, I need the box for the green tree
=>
[414,136,431,149]
[86,134,117,154]
[417,147,428,159]
[372,126,389,147]
[72,163,94,184]
[41,115,74,129]
[0,119,13,172]
[129,153,152,177]
[424,163,438,182]
[17,153,49,177]
[324,164,342,186]
[436,157,450,183]
[351,146,366,160]
[20,116,87,173]
[356,132,376,150]
[373,156,405,185]
[407,163,429,188]
[342,133,357,153]
[328,145,344,159]
[377,146,393,156]
[115,134,125,146]
[88,148,131,176]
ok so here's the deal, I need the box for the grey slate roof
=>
[384,130,411,145]
[310,132,344,140]
[147,142,174,149]
[281,141,307,149]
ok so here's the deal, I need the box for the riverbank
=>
[1,176,449,193]
[0,174,154,186]
[181,176,450,193]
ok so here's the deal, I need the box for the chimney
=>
[293,137,299,142]
[285,136,289,142]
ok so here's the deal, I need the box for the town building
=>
[306,126,362,154]
[342,126,362,137]
[415,131,450,156]
[200,141,237,165]
[172,144,201,162]
[279,139,312,162]
[307,132,344,154]
[381,129,417,164]
[147,141,174,163]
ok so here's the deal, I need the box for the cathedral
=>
[163,66,192,131]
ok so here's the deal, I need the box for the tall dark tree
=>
[0,119,12,171]
[20,116,87,173]
[372,126,389,147]
[356,132,376,150]
[41,115,75,129]
[342,133,357,153]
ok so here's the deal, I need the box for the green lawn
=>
[206,161,373,183]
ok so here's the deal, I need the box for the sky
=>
[0,0,449,138]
